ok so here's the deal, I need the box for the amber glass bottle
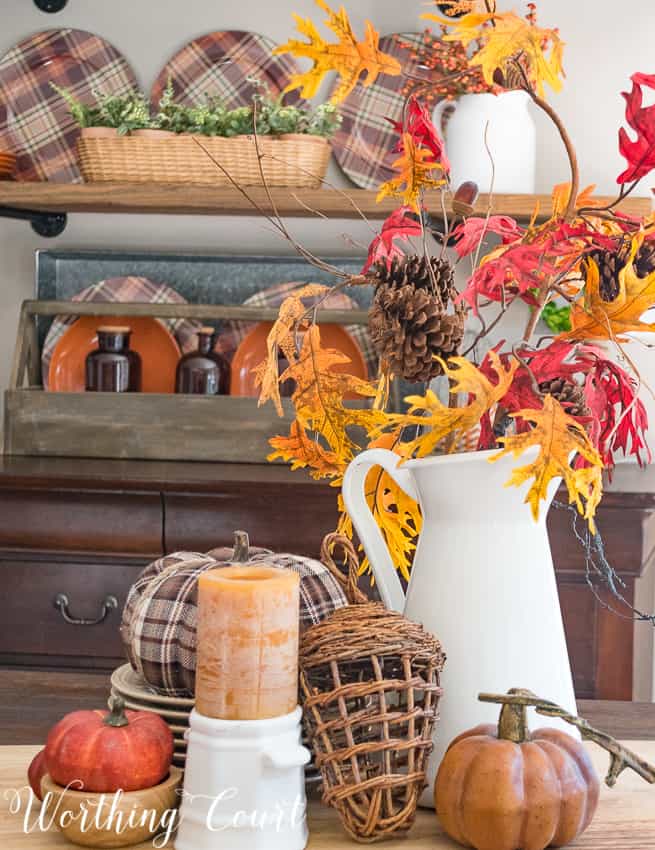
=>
[85,326,141,392]
[176,327,230,395]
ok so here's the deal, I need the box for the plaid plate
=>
[329,32,430,190]
[120,547,348,697]
[215,280,377,380]
[151,30,306,110]
[0,29,138,182]
[41,276,201,389]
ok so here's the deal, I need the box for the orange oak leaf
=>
[268,418,345,479]
[253,283,330,416]
[564,231,655,340]
[376,133,446,212]
[492,394,603,531]
[382,351,519,457]
[425,10,565,98]
[551,182,598,218]
[274,0,401,103]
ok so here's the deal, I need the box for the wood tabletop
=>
[3,668,655,746]
[1,742,654,848]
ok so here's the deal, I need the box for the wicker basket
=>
[301,534,445,843]
[77,132,331,187]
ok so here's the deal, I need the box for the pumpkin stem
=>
[233,530,250,562]
[497,688,531,743]
[104,695,129,728]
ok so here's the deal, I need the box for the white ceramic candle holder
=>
[175,706,310,850]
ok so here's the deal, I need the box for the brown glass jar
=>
[85,326,142,392]
[175,327,230,395]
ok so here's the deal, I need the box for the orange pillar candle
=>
[195,565,300,720]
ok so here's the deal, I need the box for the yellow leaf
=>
[281,324,379,453]
[492,395,603,531]
[383,352,518,458]
[376,134,446,212]
[337,430,422,581]
[253,283,329,416]
[564,231,655,340]
[425,10,565,98]
[274,0,401,103]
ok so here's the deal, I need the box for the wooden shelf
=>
[0,182,650,221]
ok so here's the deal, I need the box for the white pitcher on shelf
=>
[342,445,577,807]
[435,90,536,194]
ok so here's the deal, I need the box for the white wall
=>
[2,1,655,692]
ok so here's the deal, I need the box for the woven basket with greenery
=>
[77,132,330,187]
[301,534,445,843]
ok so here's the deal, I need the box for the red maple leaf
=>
[617,72,655,184]
[582,353,650,469]
[362,206,422,273]
[452,215,524,258]
[459,243,559,312]
[388,96,450,173]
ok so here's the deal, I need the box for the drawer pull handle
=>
[53,593,118,626]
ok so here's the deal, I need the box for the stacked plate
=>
[110,663,321,785]
[111,664,193,769]
[0,151,16,180]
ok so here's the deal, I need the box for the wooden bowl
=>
[41,766,182,847]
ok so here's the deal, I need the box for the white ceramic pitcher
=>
[435,90,536,193]
[342,447,578,805]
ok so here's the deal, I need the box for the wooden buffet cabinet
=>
[0,454,652,700]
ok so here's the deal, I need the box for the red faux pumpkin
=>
[45,696,173,793]
[27,749,47,801]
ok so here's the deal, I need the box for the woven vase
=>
[300,534,445,843]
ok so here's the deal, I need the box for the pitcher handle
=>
[342,448,418,613]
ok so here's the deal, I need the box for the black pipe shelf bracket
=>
[0,206,67,237]
[34,0,68,12]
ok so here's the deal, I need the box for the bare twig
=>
[479,689,655,787]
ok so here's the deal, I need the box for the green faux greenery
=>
[54,80,341,139]
[541,301,572,333]
[52,85,152,134]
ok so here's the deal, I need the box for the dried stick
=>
[479,690,655,787]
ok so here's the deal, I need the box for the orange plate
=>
[230,321,367,397]
[48,316,180,393]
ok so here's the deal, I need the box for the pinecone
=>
[635,241,655,278]
[586,248,627,302]
[539,378,590,418]
[368,255,464,383]
[371,254,456,293]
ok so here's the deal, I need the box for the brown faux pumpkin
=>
[120,531,348,696]
[435,693,600,850]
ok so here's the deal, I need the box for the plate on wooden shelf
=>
[48,315,180,393]
[151,30,306,111]
[0,29,138,182]
[230,320,367,398]
[42,276,200,389]
[111,663,195,709]
[329,32,438,190]
[111,692,191,723]
[215,280,376,379]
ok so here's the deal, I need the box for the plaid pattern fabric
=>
[120,547,348,697]
[215,280,377,379]
[151,30,305,110]
[329,33,428,190]
[41,276,201,390]
[0,29,138,182]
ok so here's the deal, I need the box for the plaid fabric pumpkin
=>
[120,538,348,697]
